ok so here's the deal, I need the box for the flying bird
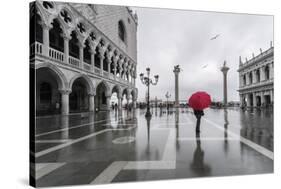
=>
[210,34,220,40]
[202,64,208,68]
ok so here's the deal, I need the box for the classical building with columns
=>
[30,1,138,115]
[237,44,274,108]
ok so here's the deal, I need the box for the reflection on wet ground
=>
[33,108,273,187]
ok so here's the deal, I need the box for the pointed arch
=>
[96,80,110,96]
[35,62,68,90]
[111,85,122,98]
[48,15,68,37]
[34,1,49,26]
[69,74,95,95]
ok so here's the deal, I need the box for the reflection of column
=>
[261,92,265,106]
[253,92,257,107]
[42,24,50,56]
[175,109,180,150]
[89,93,95,112]
[133,99,137,109]
[61,115,69,139]
[118,97,122,110]
[63,35,70,64]
[106,95,111,110]
[223,109,229,154]
[246,93,251,107]
[60,90,71,115]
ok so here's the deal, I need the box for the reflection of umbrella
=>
[188,91,211,110]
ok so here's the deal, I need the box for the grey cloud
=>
[134,7,273,102]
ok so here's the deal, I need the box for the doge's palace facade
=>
[30,1,138,115]
[237,43,274,108]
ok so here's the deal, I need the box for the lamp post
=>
[165,92,171,111]
[140,68,159,117]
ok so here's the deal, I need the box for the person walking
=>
[194,109,204,133]
[188,91,211,133]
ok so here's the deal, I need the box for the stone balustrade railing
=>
[30,42,42,56]
[49,47,64,62]
[30,41,134,87]
[68,56,80,67]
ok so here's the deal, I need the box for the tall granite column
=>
[173,65,181,108]
[220,61,230,107]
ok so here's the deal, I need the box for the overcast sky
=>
[133,7,273,102]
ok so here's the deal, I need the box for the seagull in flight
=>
[202,64,208,68]
[210,34,220,40]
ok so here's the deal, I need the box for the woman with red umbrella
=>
[188,91,211,133]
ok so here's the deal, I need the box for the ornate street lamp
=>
[165,91,171,111]
[140,67,159,117]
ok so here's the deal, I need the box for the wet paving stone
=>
[33,108,273,187]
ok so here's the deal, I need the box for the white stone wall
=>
[70,3,137,61]
[237,46,274,107]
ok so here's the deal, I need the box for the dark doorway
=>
[70,78,89,112]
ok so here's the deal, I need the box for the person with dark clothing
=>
[194,109,204,133]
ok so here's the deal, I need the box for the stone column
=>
[253,92,257,107]
[79,43,84,69]
[42,24,50,56]
[89,93,95,112]
[90,49,95,72]
[253,70,257,83]
[260,66,265,81]
[173,65,181,108]
[269,63,274,79]
[100,55,104,75]
[119,65,123,79]
[246,73,250,85]
[114,61,117,77]
[108,58,111,73]
[63,35,70,64]
[220,61,230,107]
[60,90,71,115]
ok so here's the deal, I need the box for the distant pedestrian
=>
[194,109,204,133]
[188,91,211,133]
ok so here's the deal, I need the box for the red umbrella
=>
[188,91,211,110]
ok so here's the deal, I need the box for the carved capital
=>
[88,91,96,96]
[59,89,71,95]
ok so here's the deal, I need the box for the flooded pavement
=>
[33,108,273,187]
